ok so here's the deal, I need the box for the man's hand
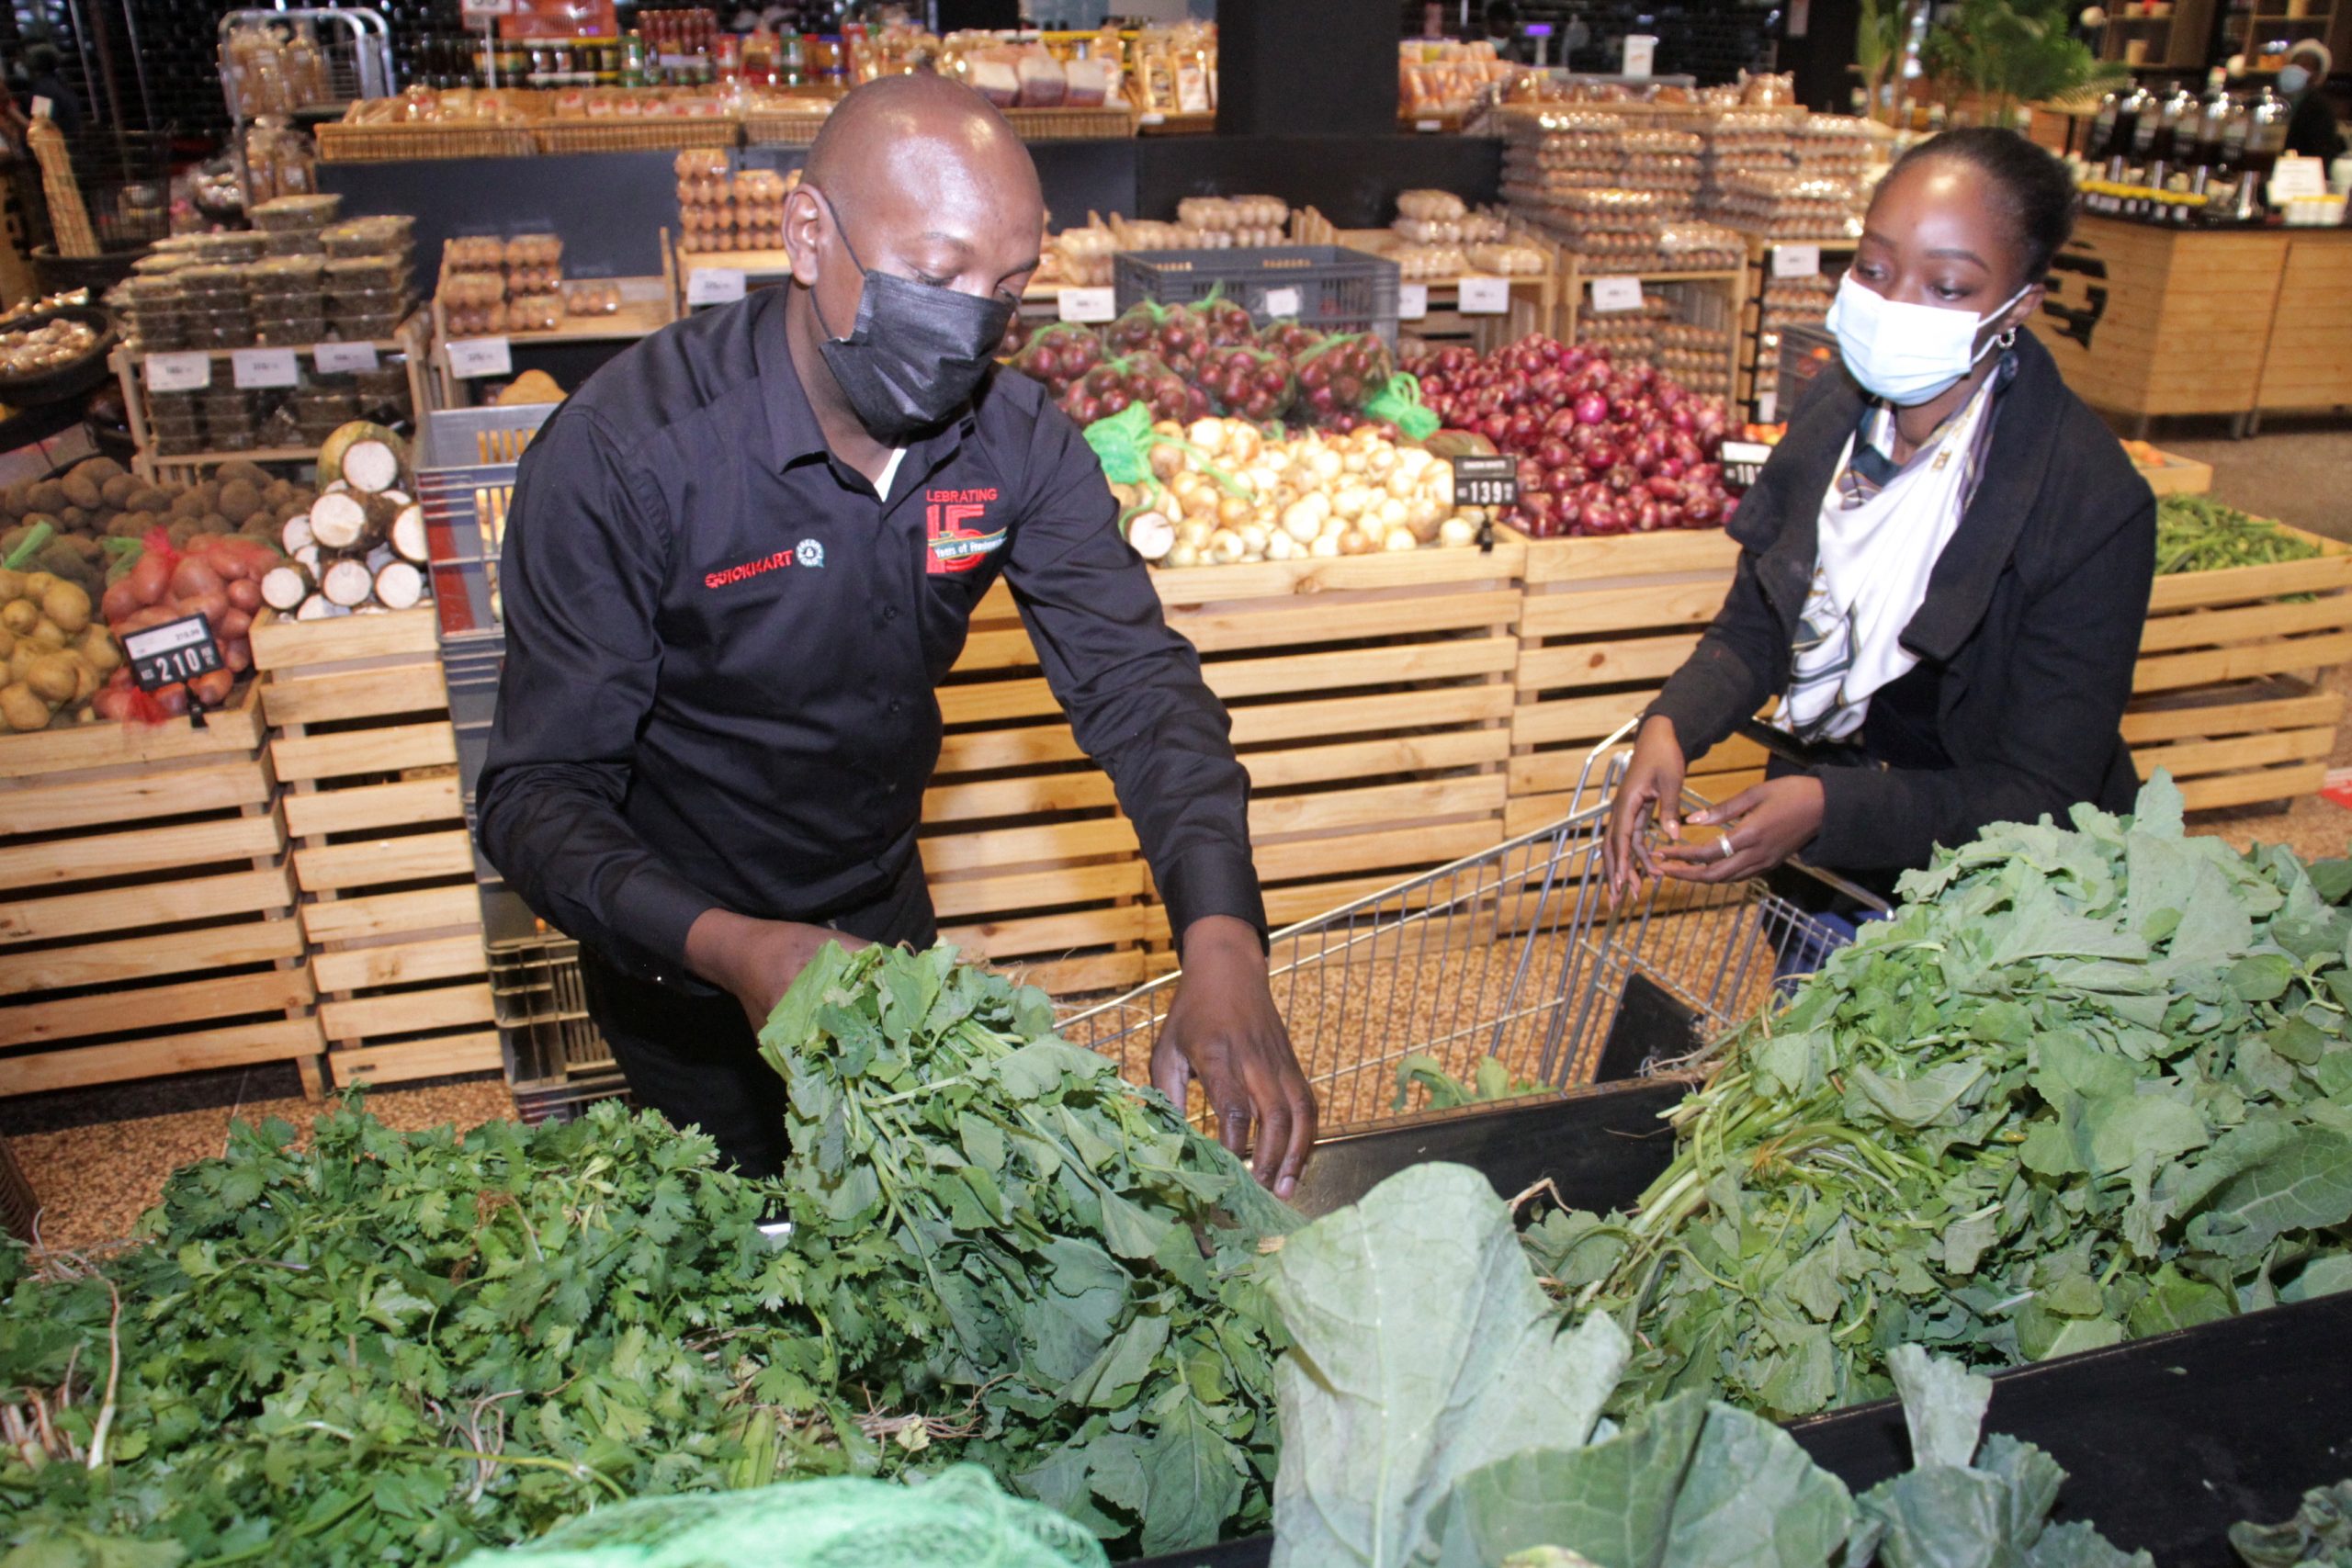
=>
[685,908,870,1031]
[1156,914,1317,1199]
[1603,715,1689,901]
[1652,775,1826,885]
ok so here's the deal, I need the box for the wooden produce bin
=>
[2125,526,2352,812]
[1505,527,1759,835]
[924,583,1153,1000]
[2030,218,2290,434]
[1165,545,1523,929]
[0,684,322,1096]
[252,608,501,1086]
[2255,230,2352,427]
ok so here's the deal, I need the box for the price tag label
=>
[1459,275,1510,314]
[1262,286,1302,319]
[1057,287,1115,322]
[1138,112,1166,126]
[459,0,514,16]
[1415,118,1442,132]
[687,267,747,306]
[231,347,300,389]
[312,340,380,374]
[447,336,514,379]
[122,615,223,694]
[1772,243,1822,278]
[2270,156,2327,199]
[1399,282,1430,321]
[29,96,51,120]
[1623,33,1657,76]
[144,352,213,392]
[1451,453,1518,511]
[1758,389,1780,423]
[1589,276,1645,312]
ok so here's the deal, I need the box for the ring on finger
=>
[1717,831,1736,862]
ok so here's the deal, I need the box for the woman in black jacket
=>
[1601,129,2154,906]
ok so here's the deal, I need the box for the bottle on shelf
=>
[2189,68,2233,194]
[2106,84,2152,179]
[2089,87,2125,167]
[2145,83,2198,188]
[2230,84,2291,218]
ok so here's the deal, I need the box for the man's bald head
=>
[783,71,1044,333]
[802,73,1042,224]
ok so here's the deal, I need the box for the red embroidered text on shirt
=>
[704,550,795,589]
[925,487,1006,575]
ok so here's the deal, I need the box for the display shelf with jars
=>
[2221,0,2352,75]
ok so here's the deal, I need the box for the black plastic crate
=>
[1773,322,1839,423]
[488,933,615,1087]
[1113,245,1400,346]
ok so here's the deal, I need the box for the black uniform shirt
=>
[475,286,1264,990]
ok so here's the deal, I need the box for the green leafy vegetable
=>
[1392,1054,1548,1115]
[1263,1163,2147,1568]
[1526,777,2352,1420]
[2233,1481,2352,1567]
[0,944,1295,1564]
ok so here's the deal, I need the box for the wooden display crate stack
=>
[1504,527,1761,835]
[0,685,322,1097]
[924,582,1155,999]
[251,607,502,1086]
[1163,546,1524,930]
[2124,525,2352,813]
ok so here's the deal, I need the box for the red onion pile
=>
[1059,352,1211,427]
[1408,336,1735,537]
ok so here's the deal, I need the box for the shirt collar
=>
[752,285,981,479]
[1850,347,2018,486]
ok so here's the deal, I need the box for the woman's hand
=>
[1604,715,1689,901]
[1653,776,1826,885]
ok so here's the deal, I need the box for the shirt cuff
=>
[1807,765,1918,872]
[601,867,719,994]
[1156,844,1270,953]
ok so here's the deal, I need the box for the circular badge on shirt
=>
[796,538,825,569]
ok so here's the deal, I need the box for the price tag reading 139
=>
[1451,453,1518,511]
[121,615,223,694]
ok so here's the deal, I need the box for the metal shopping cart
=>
[1059,724,1884,1133]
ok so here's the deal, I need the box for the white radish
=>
[259,563,315,612]
[373,559,425,609]
[320,556,377,608]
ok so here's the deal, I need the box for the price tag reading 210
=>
[121,615,223,693]
[1451,454,1518,510]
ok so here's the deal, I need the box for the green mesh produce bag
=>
[478,1467,1110,1568]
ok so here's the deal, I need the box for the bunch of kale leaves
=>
[1529,776,2352,1420]
[0,943,1293,1565]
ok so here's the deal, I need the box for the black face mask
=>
[808,188,1016,445]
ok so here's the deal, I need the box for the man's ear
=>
[783,186,827,288]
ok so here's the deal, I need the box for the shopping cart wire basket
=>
[1059,723,1884,1133]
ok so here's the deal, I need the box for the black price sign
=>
[122,615,222,693]
[1452,454,1519,511]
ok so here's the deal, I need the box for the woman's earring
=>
[1997,326,2019,348]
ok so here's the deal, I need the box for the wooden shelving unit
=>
[2219,0,2350,70]
[429,231,678,409]
[115,312,434,484]
[2100,0,2219,67]
[1737,236,1856,422]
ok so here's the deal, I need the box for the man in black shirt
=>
[478,73,1317,1193]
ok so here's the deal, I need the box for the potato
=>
[22,570,54,599]
[27,616,66,649]
[6,643,34,681]
[75,624,119,674]
[0,567,19,602]
[24,651,77,703]
[0,681,50,732]
[99,473,139,508]
[40,580,89,634]
[216,460,269,491]
[73,456,124,483]
[61,473,100,510]
[0,599,36,635]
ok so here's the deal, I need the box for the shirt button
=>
[888,698,905,715]
[883,604,899,622]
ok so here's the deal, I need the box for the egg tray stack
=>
[1758,273,1837,341]
[439,234,563,338]
[1620,129,1704,221]
[1697,110,1800,222]
[1710,171,1860,242]
[1577,293,1675,362]
[1657,321,1733,403]
[674,150,793,256]
[1795,115,1875,188]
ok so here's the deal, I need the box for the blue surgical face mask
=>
[2280,62,2312,94]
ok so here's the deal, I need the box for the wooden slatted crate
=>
[1505,526,1760,835]
[252,608,503,1087]
[925,582,1155,999]
[0,682,322,1096]
[1158,545,1523,930]
[2127,525,2352,812]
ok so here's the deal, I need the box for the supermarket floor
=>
[2147,413,2352,542]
